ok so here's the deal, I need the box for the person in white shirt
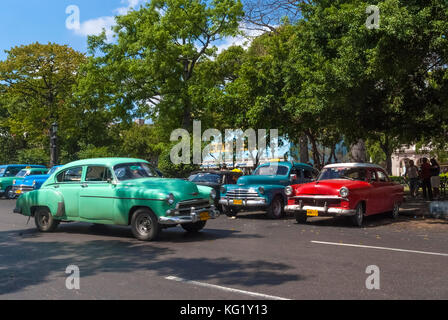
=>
[406,160,420,198]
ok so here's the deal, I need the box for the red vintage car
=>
[284,163,404,227]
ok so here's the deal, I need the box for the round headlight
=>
[166,193,175,205]
[220,186,227,194]
[32,180,36,186]
[339,187,349,198]
[210,189,217,199]
[285,186,293,197]
[258,186,265,195]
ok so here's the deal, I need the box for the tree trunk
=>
[350,139,367,163]
[299,135,309,164]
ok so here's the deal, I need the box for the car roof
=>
[60,158,150,169]
[190,170,240,175]
[324,163,385,170]
[258,161,314,170]
[0,164,46,168]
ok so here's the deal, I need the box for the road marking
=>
[165,276,290,300]
[311,241,448,257]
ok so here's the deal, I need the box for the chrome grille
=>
[226,189,260,200]
[12,185,35,192]
[176,199,211,214]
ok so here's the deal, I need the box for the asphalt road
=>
[0,198,447,300]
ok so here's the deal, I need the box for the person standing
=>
[420,158,433,201]
[430,158,441,200]
[406,160,420,198]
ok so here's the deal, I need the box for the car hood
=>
[236,175,289,187]
[294,179,370,195]
[19,175,50,186]
[119,178,201,197]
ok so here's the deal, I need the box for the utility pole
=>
[50,122,59,167]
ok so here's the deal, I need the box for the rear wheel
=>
[391,202,400,220]
[266,195,284,219]
[131,209,160,241]
[181,221,207,233]
[350,203,364,227]
[34,207,60,232]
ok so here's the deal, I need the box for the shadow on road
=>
[0,224,301,296]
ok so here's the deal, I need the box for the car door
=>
[54,166,84,218]
[78,166,117,221]
[376,169,394,212]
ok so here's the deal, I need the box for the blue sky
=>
[0,0,253,61]
[0,0,150,60]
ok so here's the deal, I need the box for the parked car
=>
[284,163,404,227]
[188,170,243,212]
[12,165,64,198]
[13,158,220,241]
[219,161,316,219]
[0,165,47,199]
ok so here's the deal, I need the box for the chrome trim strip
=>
[284,205,356,216]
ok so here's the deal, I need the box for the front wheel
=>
[350,203,364,227]
[266,195,284,219]
[222,205,239,217]
[181,221,207,233]
[295,212,308,224]
[5,187,14,199]
[131,209,160,241]
[35,207,60,232]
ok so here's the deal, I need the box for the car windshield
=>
[318,167,368,181]
[254,165,289,176]
[15,170,29,178]
[188,173,221,184]
[114,163,160,181]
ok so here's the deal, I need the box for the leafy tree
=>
[85,0,244,135]
[0,43,86,165]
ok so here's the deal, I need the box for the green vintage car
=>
[13,158,220,241]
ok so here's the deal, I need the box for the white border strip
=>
[311,241,448,257]
[165,276,290,300]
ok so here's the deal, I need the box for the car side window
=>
[377,170,389,182]
[369,170,377,183]
[56,167,83,183]
[85,166,113,182]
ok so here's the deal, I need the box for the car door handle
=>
[53,185,59,189]
[81,184,88,188]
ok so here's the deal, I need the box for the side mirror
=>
[290,174,297,182]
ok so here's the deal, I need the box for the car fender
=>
[16,188,65,217]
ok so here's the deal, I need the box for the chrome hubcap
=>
[137,216,152,234]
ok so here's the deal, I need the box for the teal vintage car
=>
[219,161,316,219]
[13,158,219,241]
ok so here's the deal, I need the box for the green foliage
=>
[76,143,115,160]
[157,144,200,178]
[16,148,50,166]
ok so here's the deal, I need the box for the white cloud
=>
[214,24,270,54]
[69,0,147,40]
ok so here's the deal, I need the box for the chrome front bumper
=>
[159,206,220,225]
[219,197,267,207]
[284,205,356,216]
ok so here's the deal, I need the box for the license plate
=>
[15,190,22,194]
[307,209,319,217]
[200,212,210,221]
[233,199,243,205]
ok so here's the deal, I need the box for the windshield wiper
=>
[340,175,355,181]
